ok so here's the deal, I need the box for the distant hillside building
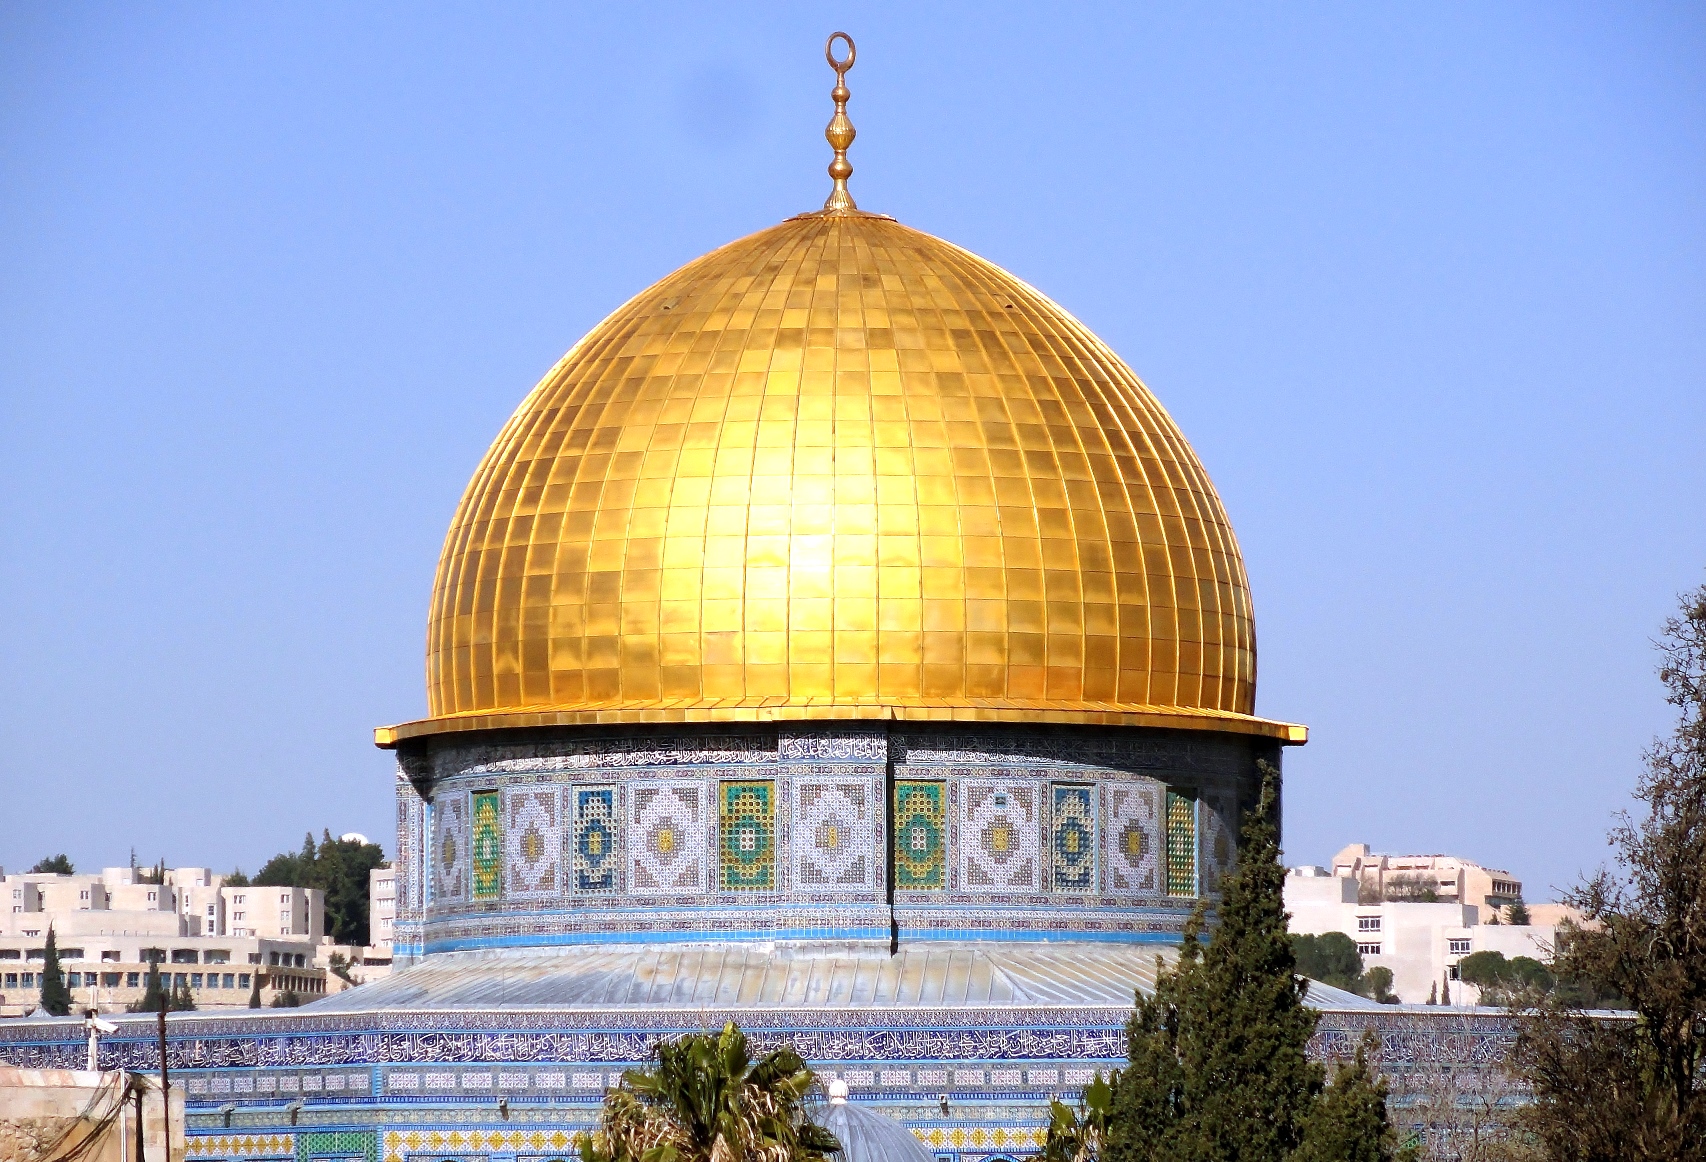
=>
[0,866,326,1014]
[1288,847,1573,1005]
[1329,843,1524,914]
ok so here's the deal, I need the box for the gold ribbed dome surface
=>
[387,210,1302,744]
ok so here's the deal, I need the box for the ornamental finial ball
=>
[822,32,857,213]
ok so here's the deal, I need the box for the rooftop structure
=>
[1329,843,1524,913]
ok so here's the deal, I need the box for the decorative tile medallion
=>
[1102,781,1160,895]
[572,786,619,893]
[432,791,470,903]
[631,782,706,894]
[1049,784,1096,892]
[719,781,776,891]
[792,778,874,891]
[961,781,1040,892]
[471,790,502,901]
[1166,791,1197,897]
[894,781,946,890]
[504,787,561,898]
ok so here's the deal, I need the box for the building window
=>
[21,973,34,987]
[126,973,139,988]
[68,972,82,987]
[147,892,156,902]
[1357,942,1382,956]
[1449,938,1471,955]
[238,973,251,988]
[190,973,203,988]
[222,973,234,988]
[1357,916,1381,932]
[1449,964,1461,980]
[2,973,15,988]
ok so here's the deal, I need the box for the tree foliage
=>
[38,927,72,1016]
[1106,767,1335,1162]
[575,1021,839,1162]
[127,955,166,1013]
[1291,932,1362,992]
[1509,581,1706,1161]
[1290,933,1399,1002]
[29,855,74,875]
[1293,1033,1397,1162]
[253,829,387,945]
[1044,1073,1113,1162]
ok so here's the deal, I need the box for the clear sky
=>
[2,3,1701,900]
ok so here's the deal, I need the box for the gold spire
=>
[822,32,857,213]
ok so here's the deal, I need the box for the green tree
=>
[254,830,387,945]
[170,976,196,1012]
[1044,1073,1114,1162]
[38,927,72,1016]
[247,972,262,1009]
[127,954,166,1013]
[224,868,250,887]
[29,855,74,875]
[1360,965,1399,1004]
[1293,1033,1397,1162]
[576,1022,839,1162]
[1290,932,1363,992]
[1457,951,1511,990]
[1510,581,1706,1160]
[1506,898,1531,925]
[1105,766,1324,1162]
[270,989,302,1008]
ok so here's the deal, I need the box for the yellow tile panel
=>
[407,211,1290,741]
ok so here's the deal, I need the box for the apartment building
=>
[1287,861,1567,1005]
[1329,843,1524,915]
[0,866,326,1015]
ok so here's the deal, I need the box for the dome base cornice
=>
[374,699,1306,747]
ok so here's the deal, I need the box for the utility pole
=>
[132,1075,146,1162]
[156,1006,170,1162]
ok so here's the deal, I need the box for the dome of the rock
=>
[387,208,1299,745]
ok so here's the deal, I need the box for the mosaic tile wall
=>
[0,1002,1523,1162]
[395,724,1272,951]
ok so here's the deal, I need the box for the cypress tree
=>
[1293,1032,1397,1162]
[38,927,72,1016]
[128,955,166,1013]
[1105,765,1324,1162]
[248,971,262,1008]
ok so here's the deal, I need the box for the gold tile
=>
[401,210,1285,743]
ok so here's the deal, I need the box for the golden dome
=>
[379,209,1302,746]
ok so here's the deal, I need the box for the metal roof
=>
[304,941,1386,1014]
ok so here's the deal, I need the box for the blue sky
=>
[2,3,1701,899]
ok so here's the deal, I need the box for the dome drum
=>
[390,720,1276,959]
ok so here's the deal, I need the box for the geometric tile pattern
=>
[893,780,946,890]
[960,781,1040,892]
[382,1129,594,1162]
[504,787,560,898]
[1103,781,1160,895]
[571,787,619,894]
[186,1136,294,1159]
[1049,784,1096,892]
[471,791,502,901]
[718,781,775,892]
[630,782,706,895]
[792,778,873,891]
[431,791,470,904]
[297,1130,377,1162]
[1166,790,1198,898]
